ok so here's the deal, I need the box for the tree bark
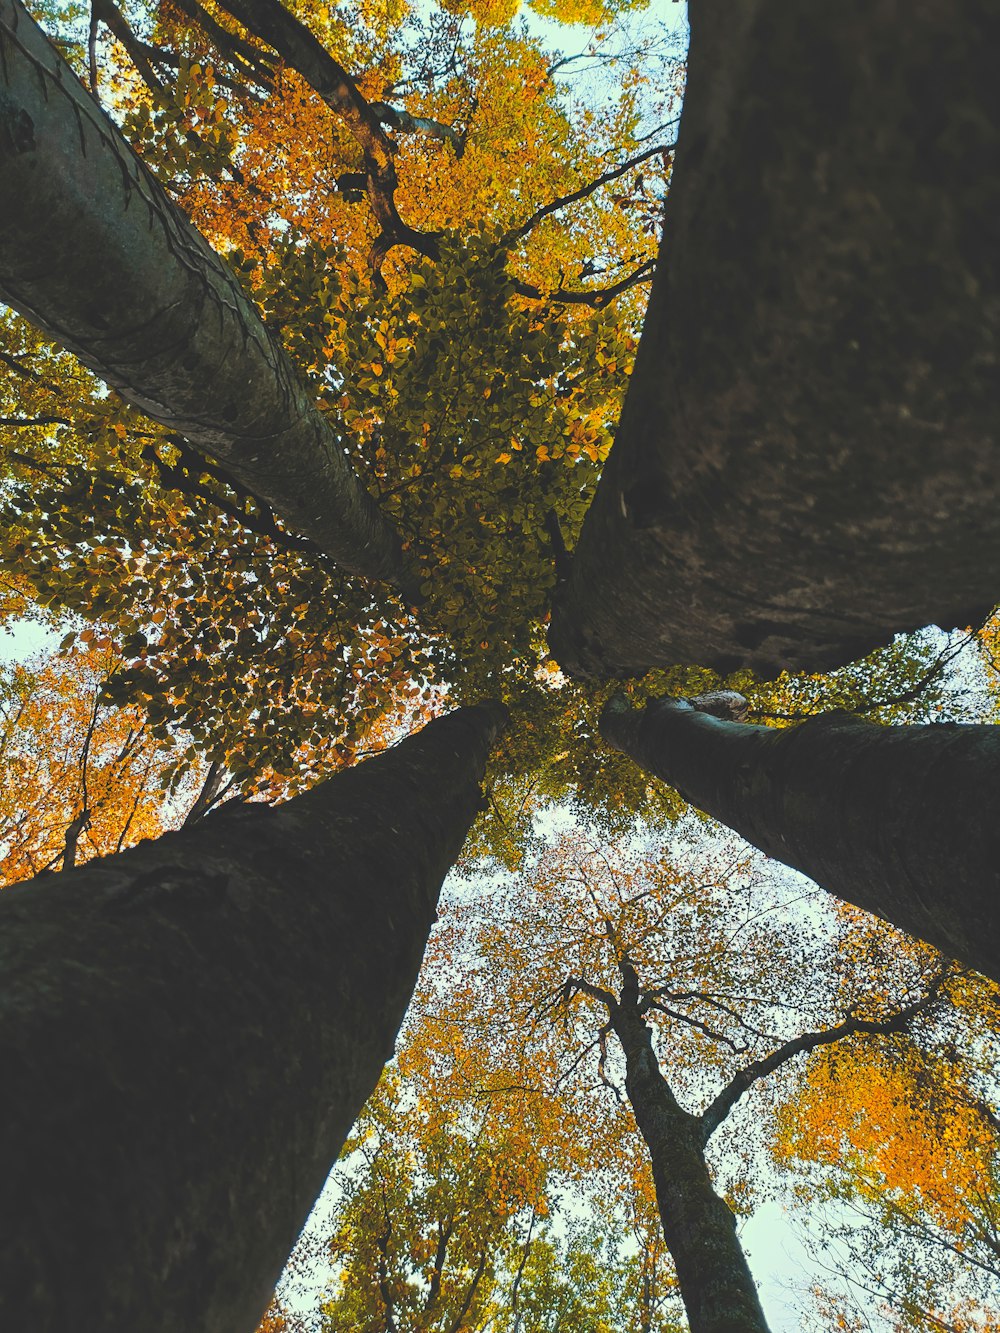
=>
[0,702,506,1333]
[601,694,1000,984]
[612,1002,770,1333]
[0,0,416,596]
[550,0,1000,680]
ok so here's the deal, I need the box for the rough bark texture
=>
[0,703,506,1333]
[0,0,415,595]
[613,1003,770,1333]
[550,0,1000,680]
[601,695,1000,984]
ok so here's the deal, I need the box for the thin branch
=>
[752,628,980,722]
[700,974,948,1141]
[510,257,656,308]
[596,1019,624,1102]
[168,0,277,88]
[643,986,776,1042]
[0,348,63,394]
[644,999,745,1053]
[445,1248,488,1333]
[142,441,327,558]
[500,141,674,248]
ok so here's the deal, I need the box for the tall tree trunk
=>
[612,1002,770,1333]
[0,0,415,596]
[601,694,1000,984]
[0,703,505,1333]
[550,0,1000,680]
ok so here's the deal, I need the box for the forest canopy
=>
[1,0,998,1330]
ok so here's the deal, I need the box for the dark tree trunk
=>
[612,1002,770,1333]
[550,0,1000,680]
[0,703,505,1333]
[601,694,1000,984]
[0,0,415,596]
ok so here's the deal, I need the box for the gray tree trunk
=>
[0,0,415,596]
[612,1001,770,1333]
[601,694,1000,984]
[550,0,1000,680]
[0,702,505,1333]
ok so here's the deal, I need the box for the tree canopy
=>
[2,0,999,1329]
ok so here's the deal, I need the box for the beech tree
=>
[600,690,1000,986]
[399,832,958,1333]
[0,701,505,1333]
[0,642,190,878]
[774,1012,1000,1329]
[315,1042,681,1333]
[549,0,1000,680]
[3,0,999,1324]
[0,0,671,810]
[0,0,418,593]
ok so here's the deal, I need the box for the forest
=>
[0,0,998,1330]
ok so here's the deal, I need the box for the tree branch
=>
[142,441,328,559]
[0,416,72,429]
[500,141,674,248]
[212,0,439,272]
[168,0,277,88]
[369,100,465,156]
[700,975,948,1141]
[91,0,164,94]
[561,972,617,1011]
[510,257,656,308]
[645,999,745,1054]
[0,348,62,394]
[61,807,92,871]
[183,760,225,825]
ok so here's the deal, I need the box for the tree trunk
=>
[601,694,1000,984]
[550,0,1000,680]
[0,0,415,596]
[612,1003,770,1333]
[0,703,505,1333]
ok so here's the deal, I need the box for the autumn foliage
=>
[1,0,999,1328]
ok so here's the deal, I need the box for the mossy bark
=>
[613,1003,770,1333]
[0,0,415,595]
[0,703,505,1333]
[551,0,1000,680]
[602,695,1000,984]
